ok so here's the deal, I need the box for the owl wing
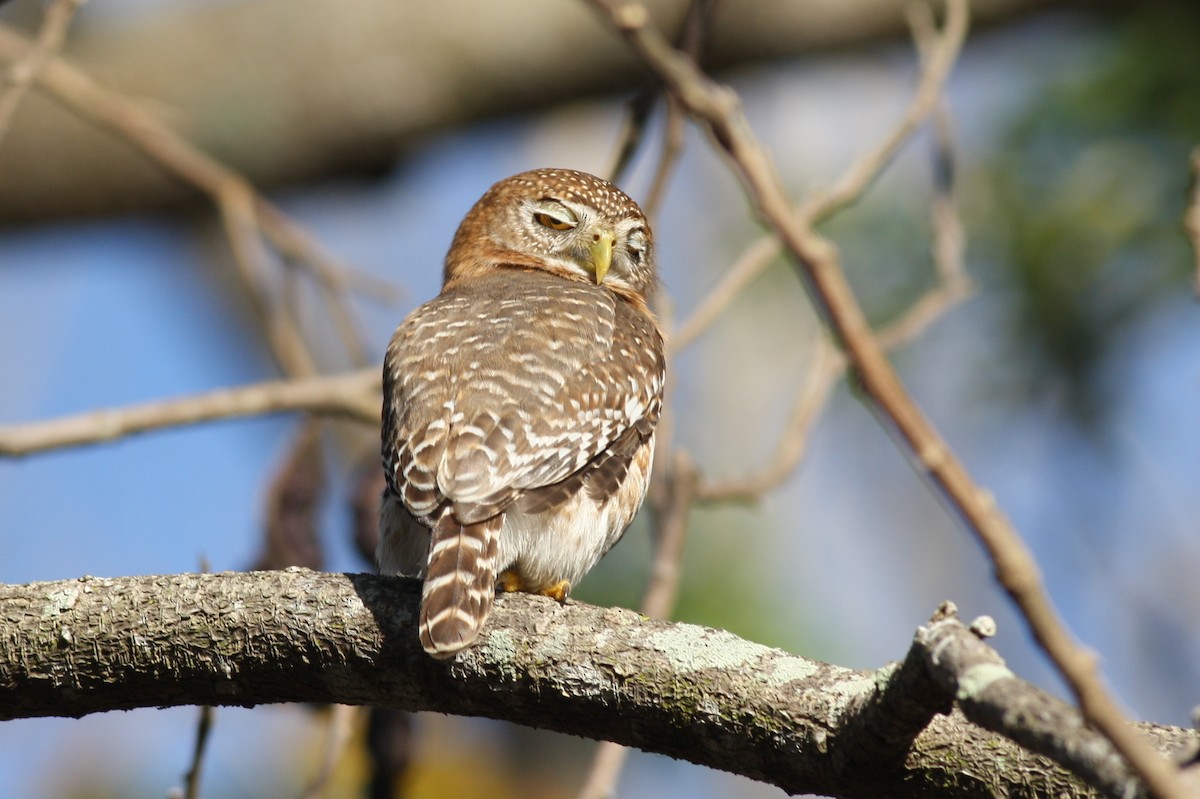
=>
[383,272,664,526]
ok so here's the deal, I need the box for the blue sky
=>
[1,12,1198,797]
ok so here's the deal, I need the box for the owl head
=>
[444,168,656,299]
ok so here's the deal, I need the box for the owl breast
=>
[497,432,655,591]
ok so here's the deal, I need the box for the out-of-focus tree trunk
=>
[0,0,1089,223]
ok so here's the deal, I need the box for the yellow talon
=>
[538,579,571,603]
[497,572,570,602]
[498,570,524,593]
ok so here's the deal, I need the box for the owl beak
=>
[589,232,614,284]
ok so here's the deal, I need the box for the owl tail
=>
[419,510,503,659]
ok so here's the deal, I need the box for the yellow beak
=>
[589,233,614,285]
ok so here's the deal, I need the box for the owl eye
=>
[626,228,648,263]
[533,205,578,231]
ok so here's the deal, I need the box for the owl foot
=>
[538,579,572,603]
[498,569,525,593]
[496,571,571,603]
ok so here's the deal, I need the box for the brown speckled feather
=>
[379,169,664,658]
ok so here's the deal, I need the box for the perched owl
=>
[379,168,665,658]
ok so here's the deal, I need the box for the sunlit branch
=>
[582,2,1189,797]
[0,370,379,458]
[670,0,966,353]
[0,24,378,373]
[0,0,84,144]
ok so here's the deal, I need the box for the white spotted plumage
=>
[379,168,665,659]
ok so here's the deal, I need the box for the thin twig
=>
[217,177,318,376]
[696,260,971,503]
[606,0,714,199]
[670,0,967,353]
[797,0,969,225]
[576,452,698,799]
[1185,146,1200,300]
[695,336,839,502]
[876,65,973,351]
[645,452,699,622]
[694,4,973,502]
[908,0,970,287]
[643,451,699,617]
[643,0,714,217]
[671,234,780,352]
[179,697,214,799]
[0,369,380,458]
[607,90,657,186]
[584,2,1188,798]
[0,23,374,371]
[256,199,398,364]
[298,705,359,799]
[642,97,685,218]
[0,0,84,144]
[179,556,216,799]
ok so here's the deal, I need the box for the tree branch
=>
[2,570,1195,799]
[669,0,967,355]
[0,23,379,373]
[0,0,84,144]
[0,0,1097,223]
[1185,146,1200,300]
[0,369,379,457]
[582,3,1190,796]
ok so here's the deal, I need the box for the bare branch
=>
[916,607,1140,799]
[695,336,839,502]
[176,705,214,799]
[606,0,712,212]
[875,0,975,353]
[0,0,84,144]
[607,91,657,186]
[576,742,629,799]
[217,178,319,376]
[4,570,1195,799]
[582,2,1190,797]
[253,421,328,573]
[1185,146,1200,300]
[365,708,412,799]
[576,451,698,799]
[0,23,373,371]
[670,0,966,353]
[641,451,698,616]
[670,234,781,352]
[694,144,970,503]
[255,199,398,365]
[842,600,1173,799]
[0,369,379,458]
[797,0,969,224]
[298,705,359,799]
[643,0,714,218]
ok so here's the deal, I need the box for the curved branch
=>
[581,3,1189,797]
[0,0,83,144]
[2,570,1196,799]
[0,369,379,457]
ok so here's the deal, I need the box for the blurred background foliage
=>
[1,1,1198,797]
[978,0,1200,424]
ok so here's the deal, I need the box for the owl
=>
[379,168,665,658]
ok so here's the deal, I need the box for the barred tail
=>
[418,511,502,658]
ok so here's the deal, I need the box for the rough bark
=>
[0,0,1103,223]
[1,569,1194,798]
